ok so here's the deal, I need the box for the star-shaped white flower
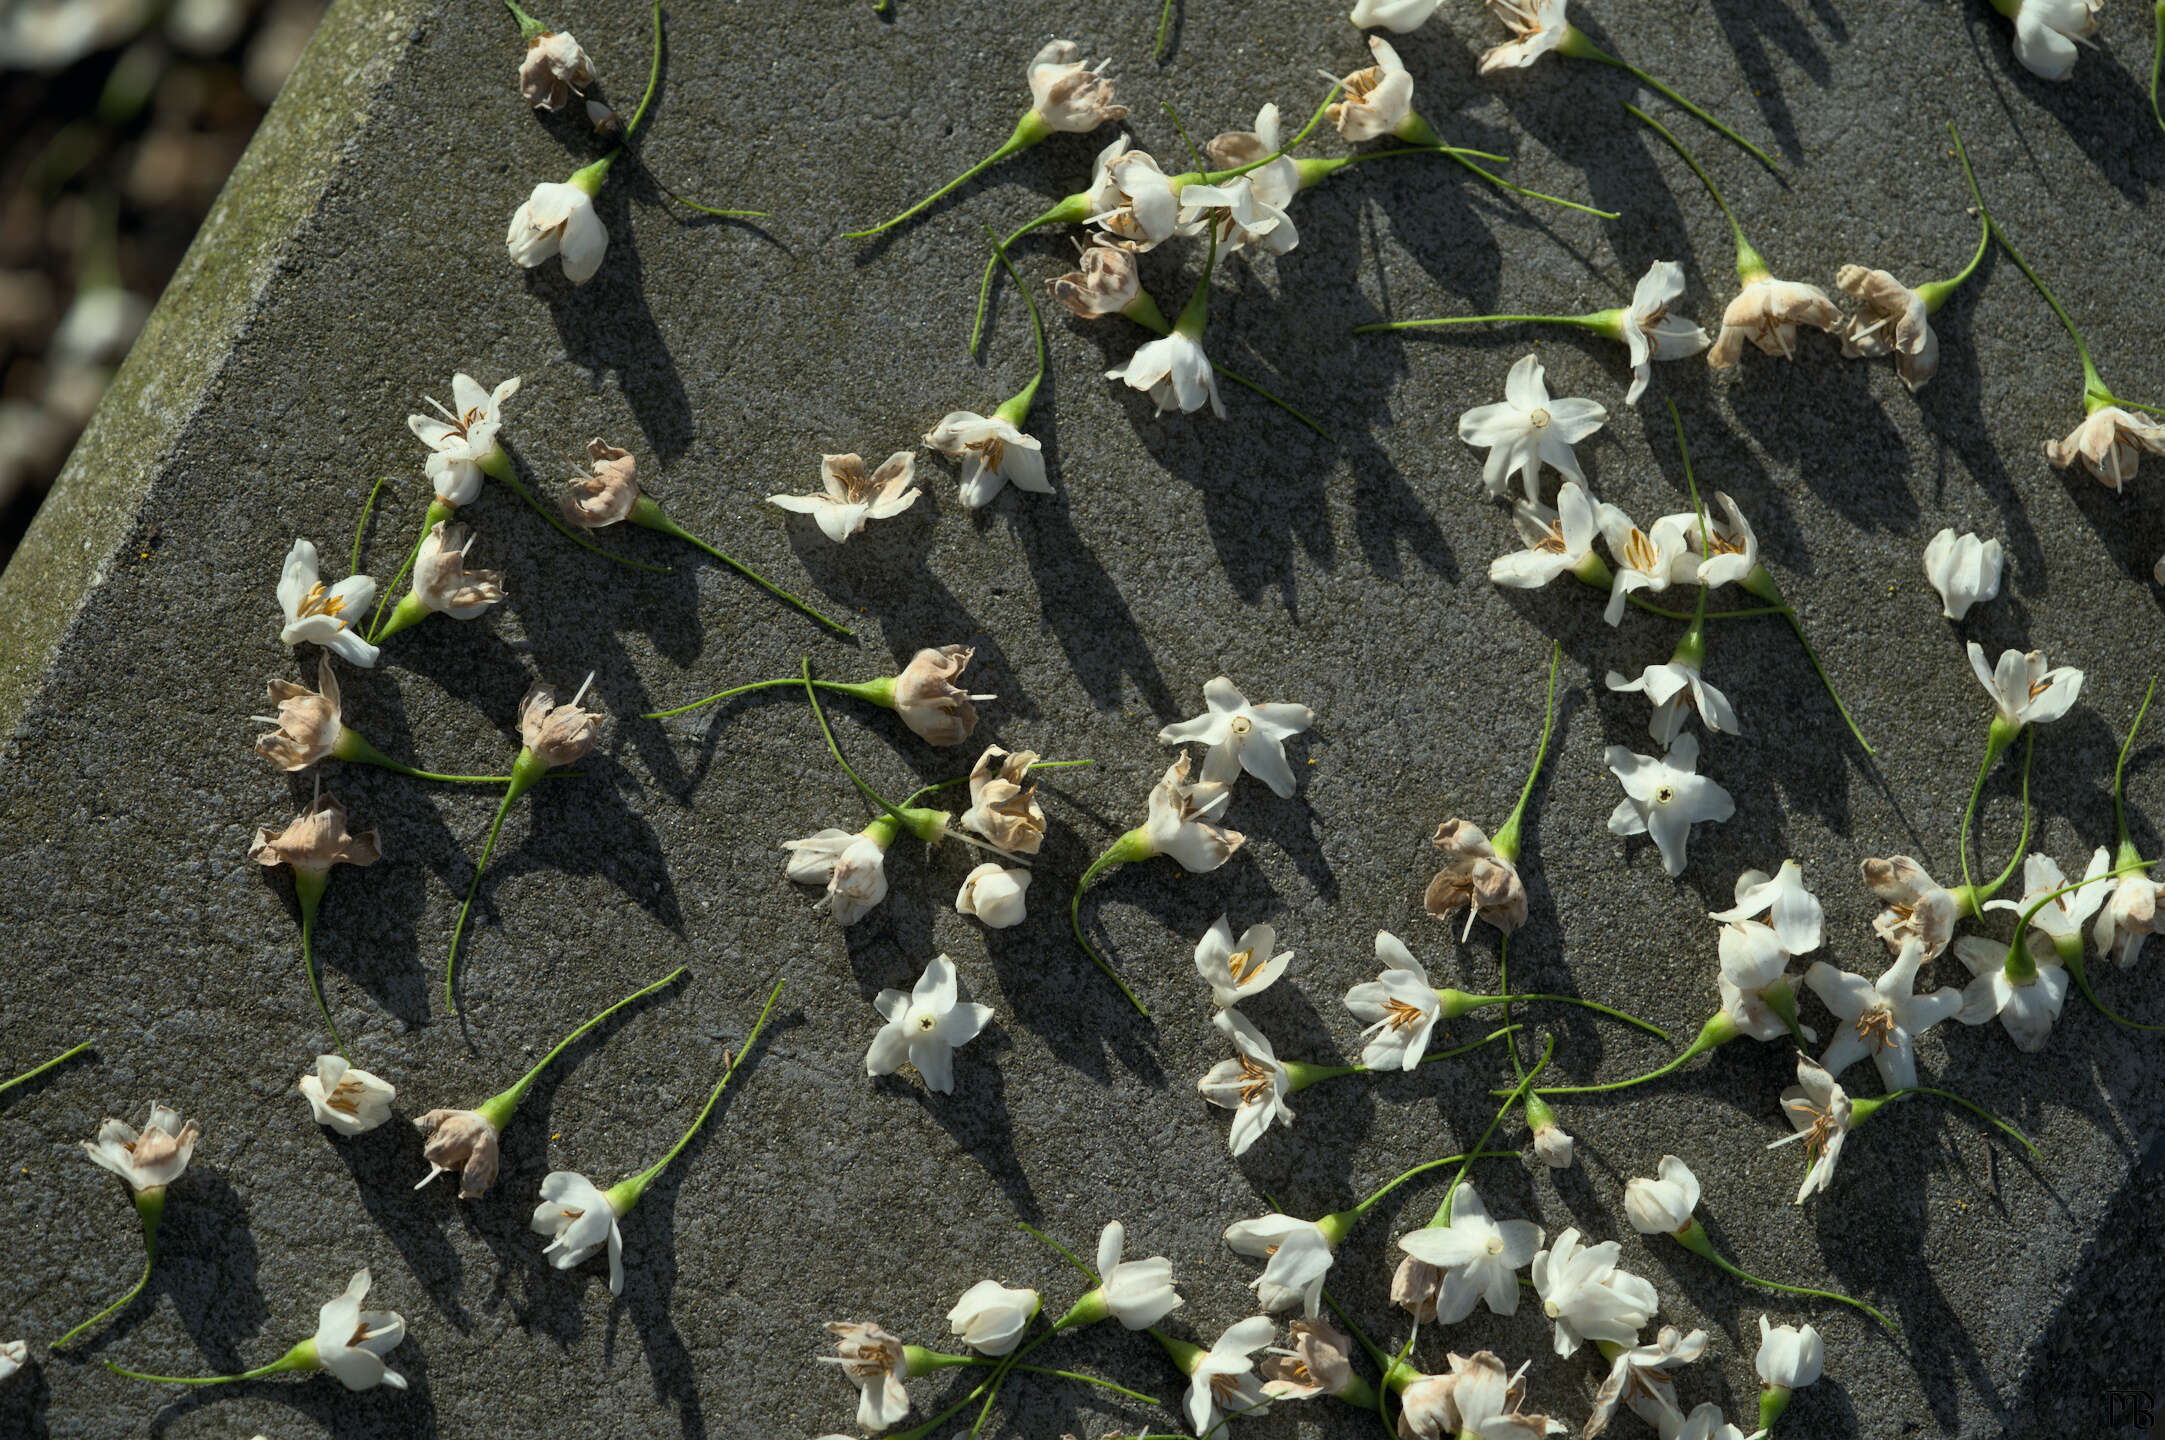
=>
[1594,504,1693,626]
[298,1055,395,1136]
[1394,1184,1543,1325]
[1716,916,1818,1045]
[1197,1009,1293,1156]
[1529,1228,1657,1357]
[1344,931,1441,1072]
[1458,353,1607,501]
[1968,642,2082,732]
[1804,937,1962,1092]
[1619,260,1710,405]
[1223,1213,1335,1317]
[82,1101,201,1193]
[865,955,994,1094]
[1194,916,1293,1010]
[1158,676,1314,798]
[1185,1317,1277,1436]
[277,539,379,668]
[1922,529,2004,621]
[1490,481,1599,590]
[1605,659,1740,745]
[1178,176,1299,259]
[923,411,1050,509]
[1768,1056,1851,1203]
[1985,848,2110,954]
[1606,732,1735,877]
[769,452,921,544]
[313,1269,408,1390]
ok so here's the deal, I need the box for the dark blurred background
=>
[0,0,327,571]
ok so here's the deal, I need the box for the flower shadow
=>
[141,1362,440,1440]
[331,1119,473,1332]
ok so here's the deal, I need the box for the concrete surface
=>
[2,0,2163,1437]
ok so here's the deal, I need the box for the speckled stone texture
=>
[2,1,2162,1437]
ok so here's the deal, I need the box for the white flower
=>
[1197,1008,1294,1156]
[1085,137,1180,249]
[865,955,993,1094]
[1968,642,2083,732]
[1670,1403,1749,1440]
[1710,861,1824,954]
[1177,177,1299,259]
[955,863,1031,929]
[1144,753,1246,872]
[531,1170,625,1294]
[1427,1349,1567,1438]
[298,1056,395,1136]
[1956,850,2095,1050]
[1259,1318,1355,1400]
[1490,481,1600,590]
[410,522,505,619]
[1768,1056,1851,1203]
[414,1108,501,1197]
[1862,855,1958,959]
[1836,266,1938,390]
[1662,490,1760,589]
[947,1280,1038,1356]
[1623,1155,1701,1236]
[2006,0,2102,80]
[1477,0,1572,74]
[1755,1314,1824,1389]
[1922,529,2004,621]
[1605,659,1740,745]
[1223,1214,1334,1317]
[1718,918,1807,1043]
[922,411,1049,509]
[1204,105,1299,212]
[1093,1221,1184,1329]
[1345,931,1441,1072]
[1324,35,1416,142]
[1158,675,1314,797]
[313,1269,407,1391]
[1184,1317,1276,1437]
[1708,275,1842,367]
[1584,1326,1707,1438]
[407,372,518,505]
[1458,353,1606,502]
[783,826,892,927]
[83,1102,201,1193]
[1531,1119,1574,1170]
[1349,0,1441,32]
[820,1322,910,1432]
[769,452,921,544]
[1528,1229,1657,1358]
[1804,937,1963,1092]
[507,181,607,284]
[0,1339,22,1383]
[2094,868,2160,967]
[1606,732,1735,878]
[277,539,379,668]
[519,30,594,110]
[1194,916,1293,1010]
[1394,1184,1543,1325]
[1595,505,1693,626]
[1620,260,1710,405]
[2045,405,2165,491]
[1027,39,1126,133]
[1108,331,1225,418]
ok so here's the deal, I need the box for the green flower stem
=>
[846,110,1055,239]
[367,496,455,640]
[293,870,349,1063]
[981,227,1046,426]
[473,966,689,1132]
[503,0,548,41]
[445,748,551,1015]
[605,978,784,1213]
[1491,640,1561,864]
[966,193,1093,356]
[2113,677,2156,864]
[1439,989,1669,1040]
[349,476,393,576]
[951,1358,1160,1403]
[624,0,663,137]
[2152,2,2165,136]
[1434,1037,1554,1226]
[1414,1025,1523,1068]
[2063,946,2165,1032]
[1124,304,1334,440]
[332,728,517,784]
[1956,720,2025,903]
[1499,933,1527,1082]
[1670,1218,1895,1329]
[106,1339,317,1385]
[1016,1220,1099,1286]
[625,496,851,635]
[1320,1286,1423,1395]
[1160,100,1209,174]
[640,676,877,721]
[480,447,669,575]
[1156,0,1176,60]
[800,658,948,844]
[1558,27,1779,172]
[1626,102,1767,284]
[1068,832,1155,1016]
[1397,114,1619,218]
[898,759,1092,809]
[1351,310,1621,337]
[1343,1150,1521,1223]
[968,1324,1061,1436]
[1992,856,2157,989]
[1523,1007,1744,1096]
[871,1379,1002,1440]
[53,1187,163,1350]
[1732,564,1873,755]
[1917,125,1992,314]
[0,1039,92,1098]
[1850,1086,2040,1161]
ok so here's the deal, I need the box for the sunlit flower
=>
[531,1170,624,1294]
[2004,0,2102,80]
[1595,504,1692,626]
[1027,39,1126,133]
[1194,915,1293,1010]
[1490,481,1602,591]
[1184,1317,1276,1437]
[923,411,1049,509]
[1477,0,1572,74]
[277,539,379,668]
[250,792,381,879]
[2094,867,2160,967]
[1144,753,1246,872]
[1620,260,1711,405]
[1670,1403,1749,1440]
[1350,0,1442,32]
[955,863,1031,929]
[1085,137,1179,250]
[1861,855,1957,959]
[1050,235,1141,317]
[894,645,993,746]
[1531,1117,1574,1170]
[1606,732,1735,877]
[1768,1056,1850,1203]
[1968,641,2082,732]
[769,452,921,544]
[2044,405,2165,491]
[519,31,593,111]
[1805,937,1962,1091]
[1755,1314,1824,1389]
[1446,1349,1565,1437]
[518,674,600,768]
[563,438,640,528]
[410,522,505,620]
[0,1340,23,1383]
[1345,931,1441,1072]
[1710,861,1825,955]
[866,954,994,1094]
[256,656,344,771]
[1158,675,1314,797]
[1663,490,1760,589]
[1224,1213,1335,1318]
[1424,819,1528,937]
[298,1055,395,1136]
[414,1108,500,1198]
[1261,1318,1355,1400]
[1922,529,2004,621]
[507,181,607,284]
[313,1269,407,1390]
[1205,104,1299,212]
[1325,36,1416,142]
[1605,659,1740,745]
[1529,1229,1657,1357]
[821,1321,910,1432]
[948,1280,1038,1356]
[960,746,1044,853]
[408,373,518,505]
[1395,1184,1543,1324]
[1459,353,1606,502]
[1107,331,1225,418]
[1177,177,1298,260]
[784,827,892,925]
[1584,1325,1707,1438]
[83,1102,201,1194]
[1092,1220,1184,1329]
[1708,275,1841,367]
[1197,1008,1293,1155]
[1836,266,1938,389]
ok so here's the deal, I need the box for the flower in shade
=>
[1197,1008,1293,1155]
[1605,732,1735,877]
[948,1280,1038,1356]
[313,1269,407,1390]
[1767,1056,1850,1203]
[298,1055,395,1136]
[1954,925,2070,1055]
[83,1102,201,1194]
[518,675,601,768]
[1424,819,1528,937]
[820,1321,910,1432]
[410,522,506,620]
[1177,177,1299,260]
[1158,675,1314,797]
[1394,1184,1543,1325]
[1107,330,1224,418]
[955,863,1030,929]
[531,1170,624,1294]
[923,411,1050,509]
[1324,35,1416,142]
[1804,937,1962,1091]
[1490,482,1601,591]
[2044,406,2165,491]
[1184,1317,1276,1437]
[1621,260,1711,405]
[1194,916,1293,1010]
[769,452,921,544]
[1344,931,1441,1072]
[2094,867,2160,968]
[1922,529,2003,621]
[1477,0,1572,74]
[1528,1229,1657,1357]
[1261,1317,1355,1400]
[960,746,1045,853]
[1861,855,1957,959]
[1708,274,1841,368]
[1584,1325,1707,1438]
[507,181,607,284]
[1968,642,2082,733]
[277,539,379,668]
[1458,354,1606,502]
[1145,753,1245,872]
[408,373,518,505]
[894,645,993,746]
[1027,39,1126,132]
[1223,1213,1335,1317]
[865,954,994,1094]
[256,656,345,771]
[250,792,381,879]
[0,1339,23,1382]
[1836,266,1938,390]
[519,31,594,110]
[563,438,641,528]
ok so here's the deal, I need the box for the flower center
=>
[914,1012,938,1033]
[1210,1374,1244,1405]
[1543,1300,1561,1318]
[328,1078,368,1114]
[1484,1236,1504,1256]
[1622,528,1659,574]
[1856,1007,1896,1052]
[1534,518,1569,555]
[296,581,348,622]
[1805,1110,1840,1156]
[2028,677,2053,700]
[1227,948,1262,984]
[1527,407,1551,429]
[967,435,1008,472]
[1237,1054,1276,1104]
[1228,714,1254,737]
[1383,998,1428,1032]
[1654,783,1677,806]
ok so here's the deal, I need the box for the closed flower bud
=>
[299,1055,396,1136]
[518,674,600,769]
[1623,1155,1701,1235]
[894,645,991,746]
[956,863,1031,928]
[414,1108,501,1199]
[563,438,640,528]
